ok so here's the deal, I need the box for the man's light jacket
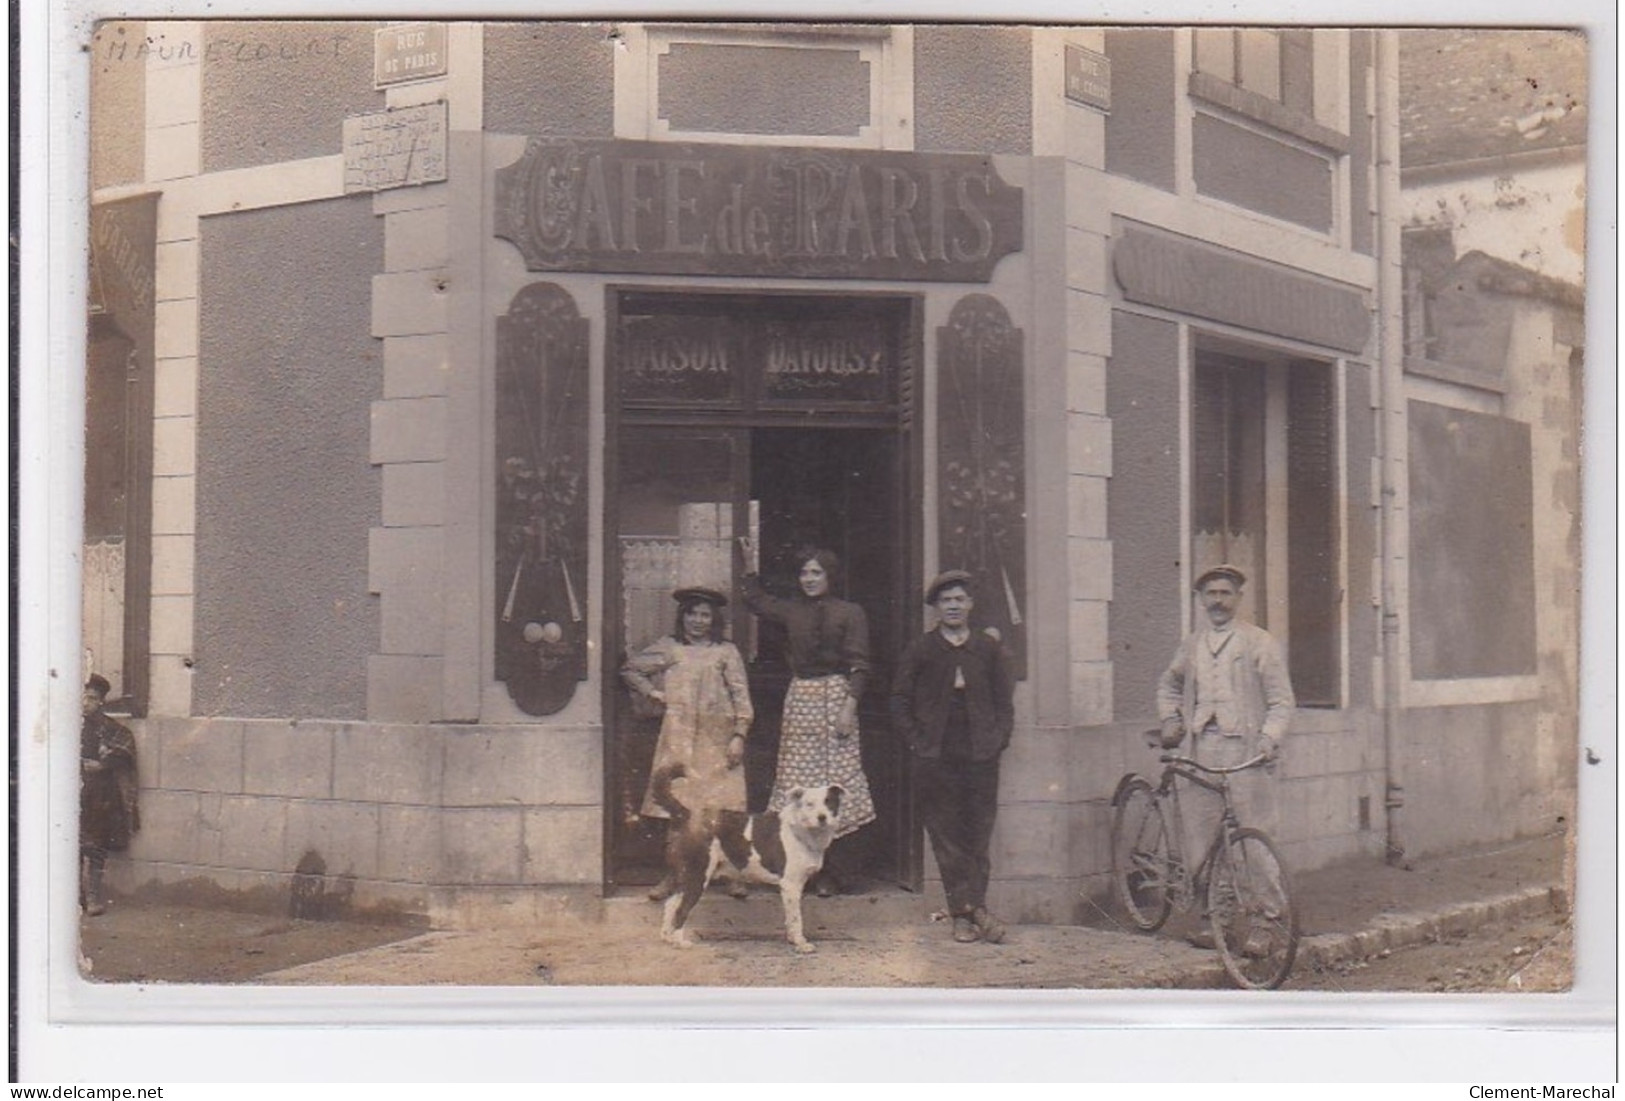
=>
[1155,621,1296,742]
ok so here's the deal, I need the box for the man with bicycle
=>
[1155,564,1294,949]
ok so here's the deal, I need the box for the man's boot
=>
[971,906,1007,944]
[84,854,107,917]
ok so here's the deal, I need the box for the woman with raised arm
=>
[737,536,876,895]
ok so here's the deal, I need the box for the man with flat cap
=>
[891,570,1016,944]
[1155,564,1294,947]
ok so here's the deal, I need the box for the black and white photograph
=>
[17,3,1615,1084]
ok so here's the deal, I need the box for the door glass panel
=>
[612,429,743,883]
[618,432,753,652]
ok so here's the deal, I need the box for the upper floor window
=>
[1401,226,1455,362]
[1193,28,1313,114]
[615,24,910,149]
[1189,28,1349,154]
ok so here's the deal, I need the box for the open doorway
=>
[742,427,907,891]
[604,290,920,893]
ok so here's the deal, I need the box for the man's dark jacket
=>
[80,710,140,851]
[890,630,1015,761]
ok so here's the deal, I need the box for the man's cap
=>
[1193,564,1246,591]
[924,569,974,604]
[672,586,729,608]
[85,673,112,697]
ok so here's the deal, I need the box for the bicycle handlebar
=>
[1159,752,1272,775]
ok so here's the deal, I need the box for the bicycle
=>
[1109,732,1300,989]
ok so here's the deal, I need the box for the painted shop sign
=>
[617,311,894,407]
[1113,225,1371,354]
[620,315,741,404]
[495,138,1024,282]
[762,318,889,401]
[342,102,448,193]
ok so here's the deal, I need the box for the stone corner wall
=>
[121,715,605,928]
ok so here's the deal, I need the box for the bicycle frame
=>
[1148,752,1268,912]
[1110,745,1297,988]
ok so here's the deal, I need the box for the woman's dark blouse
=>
[741,573,871,699]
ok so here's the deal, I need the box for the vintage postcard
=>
[21,0,1615,1083]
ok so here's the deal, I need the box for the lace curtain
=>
[621,502,742,653]
[82,539,126,695]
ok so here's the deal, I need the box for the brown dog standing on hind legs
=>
[650,762,843,953]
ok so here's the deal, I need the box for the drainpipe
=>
[1374,31,1408,867]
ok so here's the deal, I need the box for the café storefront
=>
[483,137,1031,895]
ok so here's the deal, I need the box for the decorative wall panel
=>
[937,294,1027,677]
[495,282,591,715]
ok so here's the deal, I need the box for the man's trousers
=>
[916,755,1002,916]
[1181,729,1284,921]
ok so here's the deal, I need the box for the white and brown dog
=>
[650,763,843,953]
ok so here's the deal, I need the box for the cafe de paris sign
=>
[494,137,1024,283]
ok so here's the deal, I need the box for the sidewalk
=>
[234,831,1567,989]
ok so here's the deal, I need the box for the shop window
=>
[1192,349,1340,706]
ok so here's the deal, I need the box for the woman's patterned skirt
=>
[768,674,876,838]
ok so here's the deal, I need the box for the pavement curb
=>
[1167,884,1564,988]
[1299,884,1565,969]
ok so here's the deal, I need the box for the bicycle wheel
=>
[1207,827,1298,989]
[1111,778,1174,931]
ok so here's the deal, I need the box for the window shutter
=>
[1191,365,1230,536]
[1287,362,1340,706]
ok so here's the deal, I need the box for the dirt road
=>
[77,831,1570,991]
[78,893,1570,992]
[77,903,419,984]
